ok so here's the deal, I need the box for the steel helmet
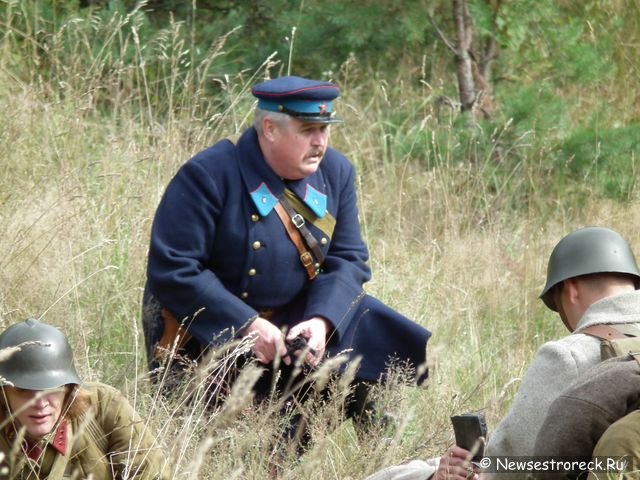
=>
[540,227,640,311]
[0,319,81,390]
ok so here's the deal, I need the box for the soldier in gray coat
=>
[365,226,640,480]
[487,226,640,459]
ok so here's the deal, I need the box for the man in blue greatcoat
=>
[141,75,431,425]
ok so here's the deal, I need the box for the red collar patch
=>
[50,419,68,456]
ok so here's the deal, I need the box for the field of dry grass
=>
[1,6,639,478]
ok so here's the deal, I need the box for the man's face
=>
[265,117,330,180]
[4,386,66,438]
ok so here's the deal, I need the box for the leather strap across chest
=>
[274,200,320,280]
[279,195,325,263]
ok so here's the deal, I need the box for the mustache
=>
[306,149,324,158]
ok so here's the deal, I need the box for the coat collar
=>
[5,418,68,459]
[574,290,640,333]
[237,128,327,218]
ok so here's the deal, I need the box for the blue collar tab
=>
[303,184,327,218]
[250,182,278,216]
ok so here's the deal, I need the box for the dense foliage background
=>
[1,0,639,478]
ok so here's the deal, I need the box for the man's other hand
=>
[286,317,330,367]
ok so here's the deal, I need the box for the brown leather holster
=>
[153,308,195,362]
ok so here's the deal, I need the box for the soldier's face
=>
[4,386,66,438]
[268,117,330,180]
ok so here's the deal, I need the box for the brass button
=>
[314,263,320,269]
[251,214,260,222]
[321,237,328,245]
[252,241,262,250]
[241,292,249,299]
[248,268,257,276]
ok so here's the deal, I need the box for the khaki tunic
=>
[588,410,640,479]
[0,382,169,480]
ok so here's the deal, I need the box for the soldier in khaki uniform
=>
[0,319,169,479]
[589,410,640,479]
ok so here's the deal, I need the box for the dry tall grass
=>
[1,5,639,479]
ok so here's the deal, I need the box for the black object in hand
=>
[285,335,317,357]
[451,412,488,462]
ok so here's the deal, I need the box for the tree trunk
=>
[453,0,476,113]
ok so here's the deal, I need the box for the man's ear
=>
[564,277,584,330]
[563,277,580,306]
[262,117,277,142]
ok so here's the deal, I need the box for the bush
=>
[558,124,640,200]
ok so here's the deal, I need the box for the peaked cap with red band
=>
[252,76,343,123]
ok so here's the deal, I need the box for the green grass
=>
[1,6,640,478]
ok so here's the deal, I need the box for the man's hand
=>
[286,317,330,367]
[242,316,290,365]
[433,445,478,480]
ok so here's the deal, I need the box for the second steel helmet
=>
[0,319,81,390]
[540,227,640,311]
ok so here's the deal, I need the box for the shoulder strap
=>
[582,324,640,364]
[582,324,630,340]
[279,195,325,265]
[274,201,318,280]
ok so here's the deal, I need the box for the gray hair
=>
[254,108,290,135]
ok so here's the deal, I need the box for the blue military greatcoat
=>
[144,127,430,383]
